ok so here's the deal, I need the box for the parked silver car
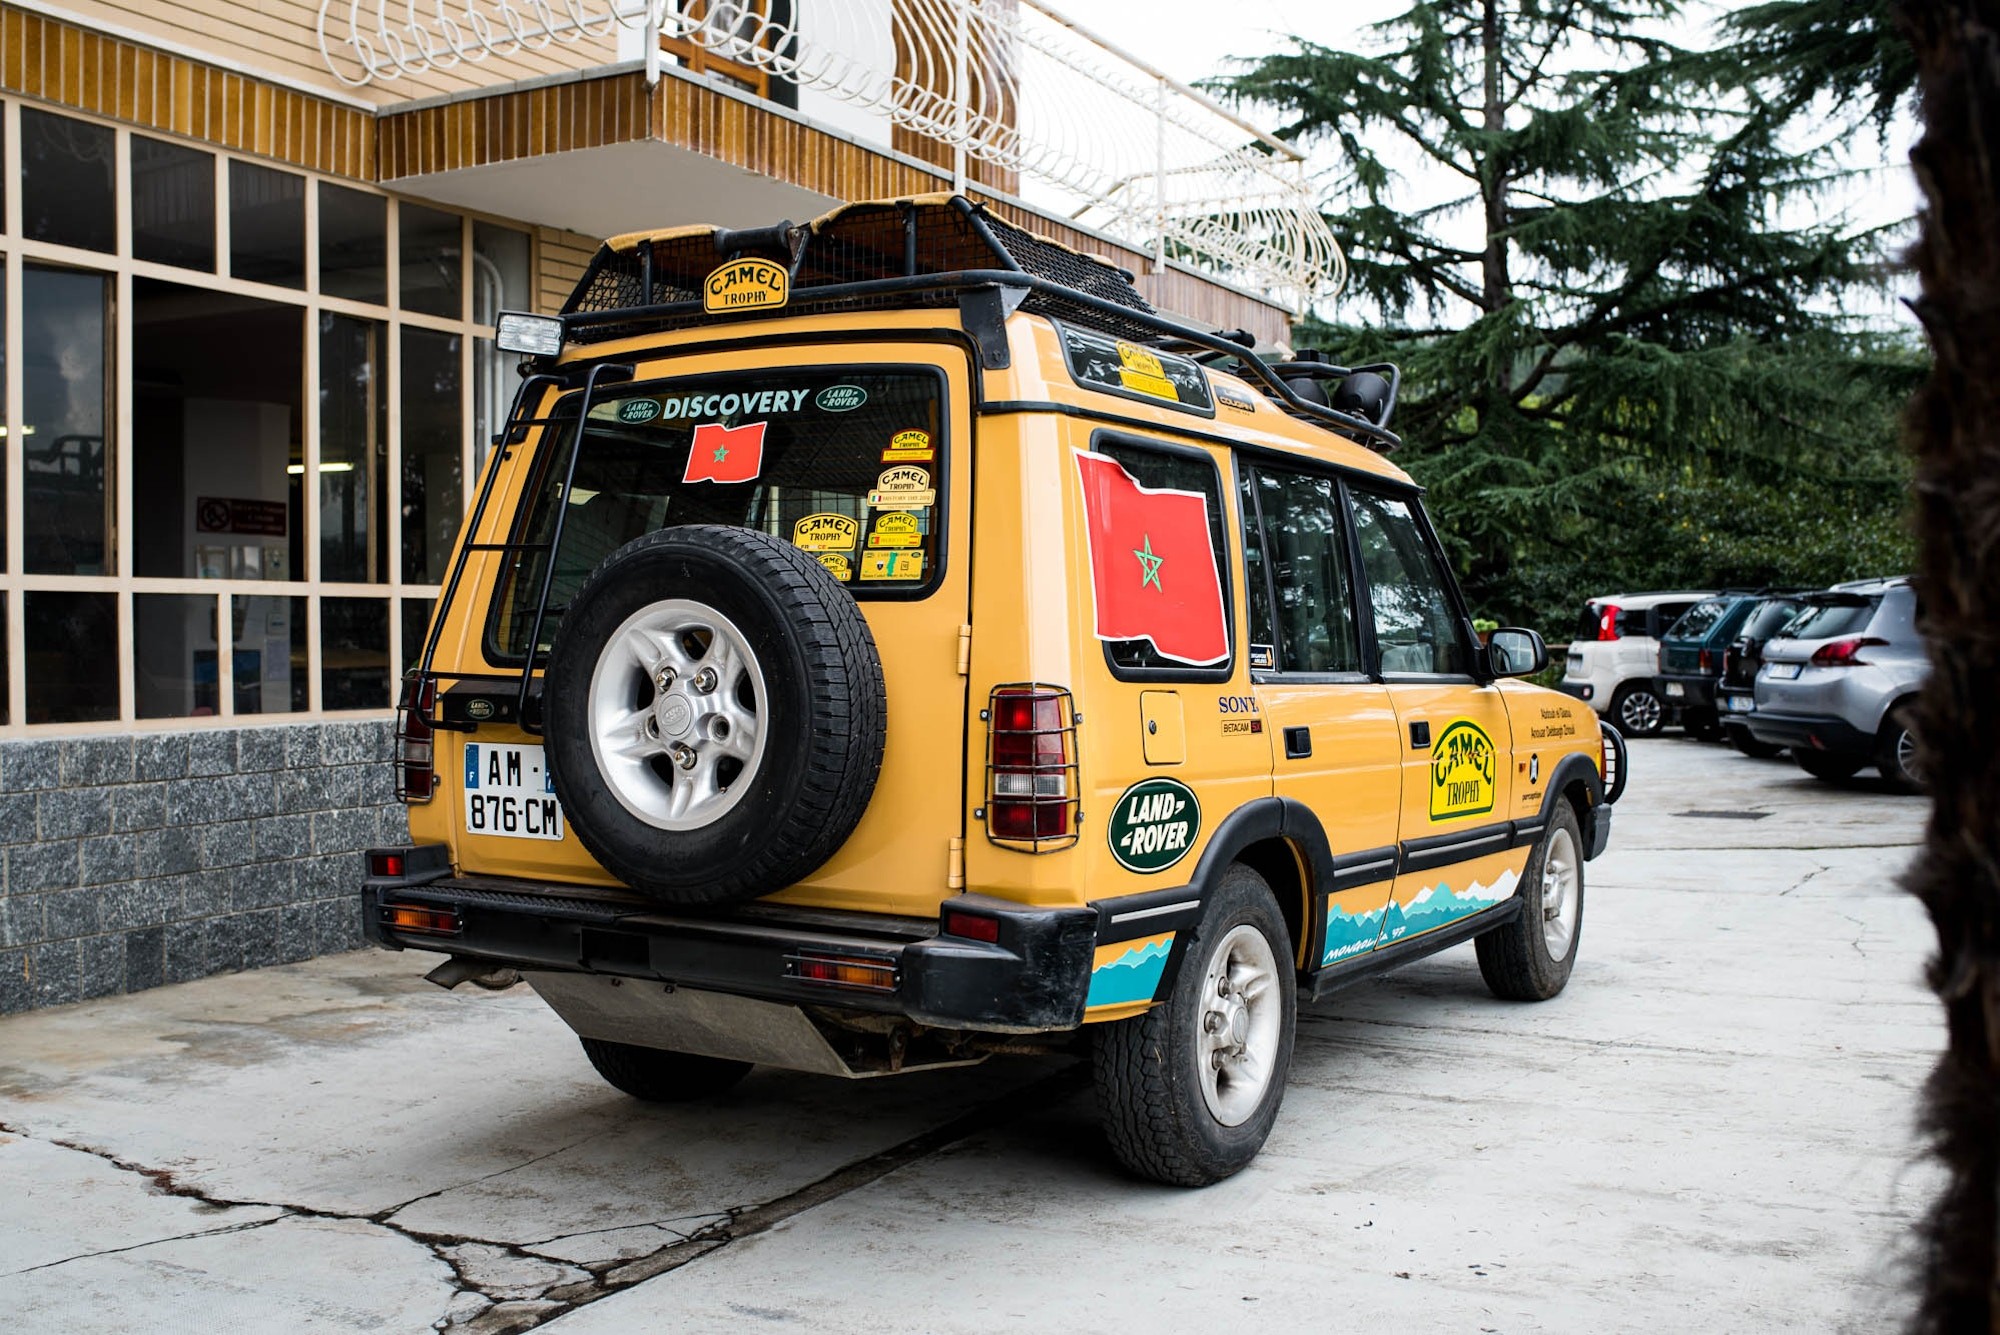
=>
[1745,578,1926,790]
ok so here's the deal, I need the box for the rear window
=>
[1574,604,1602,642]
[1781,596,1877,641]
[488,367,946,661]
[1666,598,1729,641]
[1646,603,1695,637]
[1742,598,1803,641]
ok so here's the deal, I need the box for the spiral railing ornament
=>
[316,0,1343,306]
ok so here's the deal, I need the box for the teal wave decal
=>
[1086,938,1171,1007]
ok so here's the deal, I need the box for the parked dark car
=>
[1653,593,1776,739]
[1715,593,1810,757]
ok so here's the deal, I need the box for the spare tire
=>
[542,524,886,907]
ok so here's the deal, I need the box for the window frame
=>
[1341,479,1482,684]
[1087,428,1236,685]
[1236,453,1370,685]
[479,361,955,670]
[0,96,540,732]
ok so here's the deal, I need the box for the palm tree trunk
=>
[1893,3,2000,1330]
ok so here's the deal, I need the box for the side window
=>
[1240,463,1361,674]
[1348,489,1472,676]
[1090,438,1233,676]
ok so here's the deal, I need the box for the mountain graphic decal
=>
[1378,869,1520,947]
[1086,937,1173,1008]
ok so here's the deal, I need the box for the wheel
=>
[1725,726,1785,759]
[1610,684,1665,737]
[1091,865,1297,1187]
[1875,702,1924,793]
[542,525,887,907]
[1794,751,1865,782]
[1476,800,1584,1002]
[580,1037,751,1102]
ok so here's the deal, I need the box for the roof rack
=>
[555,195,1400,452]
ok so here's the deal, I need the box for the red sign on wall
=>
[196,497,288,537]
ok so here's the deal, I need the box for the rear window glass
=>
[1574,604,1602,642]
[1666,599,1729,640]
[1742,599,1803,641]
[489,368,945,661]
[1781,597,1877,641]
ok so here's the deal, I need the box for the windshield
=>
[489,367,946,660]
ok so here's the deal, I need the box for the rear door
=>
[1238,458,1402,968]
[1343,485,1522,949]
[440,346,974,917]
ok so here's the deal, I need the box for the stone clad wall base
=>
[0,720,405,1014]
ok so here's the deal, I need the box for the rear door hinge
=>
[947,835,966,891]
[956,624,972,676]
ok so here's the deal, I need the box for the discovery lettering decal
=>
[1430,719,1496,821]
[1108,777,1200,873]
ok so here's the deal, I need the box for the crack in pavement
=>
[4,1214,285,1276]
[0,1061,1088,1333]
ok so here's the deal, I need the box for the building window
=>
[0,99,534,730]
[21,110,114,254]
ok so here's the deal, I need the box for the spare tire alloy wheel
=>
[543,525,887,907]
[1613,685,1664,737]
[589,598,768,831]
[1092,865,1297,1187]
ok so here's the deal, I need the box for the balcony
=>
[315,0,1342,325]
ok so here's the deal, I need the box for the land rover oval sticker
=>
[703,259,789,314]
[1109,778,1200,873]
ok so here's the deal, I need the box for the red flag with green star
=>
[1074,449,1228,665]
[682,421,767,485]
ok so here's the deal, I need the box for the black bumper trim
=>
[363,866,1098,1033]
[1743,710,1874,756]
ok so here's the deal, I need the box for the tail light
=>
[1809,636,1887,668]
[381,901,460,936]
[1597,604,1621,640]
[982,684,1080,849]
[787,950,898,992]
[1697,648,1712,673]
[395,671,439,803]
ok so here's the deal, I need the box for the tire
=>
[1794,751,1865,782]
[1875,702,1924,793]
[1725,726,1785,760]
[1091,865,1297,1187]
[580,1037,751,1102]
[542,525,887,907]
[1476,800,1584,1002]
[1610,684,1665,737]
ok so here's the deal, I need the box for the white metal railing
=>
[314,0,1344,307]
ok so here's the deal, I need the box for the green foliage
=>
[1210,1,1918,639]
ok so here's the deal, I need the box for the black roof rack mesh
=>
[561,197,1158,346]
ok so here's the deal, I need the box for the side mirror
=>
[1485,627,1548,678]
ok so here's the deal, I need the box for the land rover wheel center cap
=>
[656,693,695,739]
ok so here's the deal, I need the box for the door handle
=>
[1284,726,1312,759]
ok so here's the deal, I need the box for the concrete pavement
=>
[0,738,1941,1332]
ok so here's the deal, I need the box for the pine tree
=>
[1213,1,1920,629]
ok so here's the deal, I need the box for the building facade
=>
[0,0,1324,1011]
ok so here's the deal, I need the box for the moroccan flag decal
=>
[1074,449,1228,665]
[682,421,767,484]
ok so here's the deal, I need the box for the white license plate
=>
[1663,682,1684,698]
[1722,695,1752,712]
[463,743,565,841]
[1767,663,1802,680]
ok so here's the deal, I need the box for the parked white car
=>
[1560,591,1715,736]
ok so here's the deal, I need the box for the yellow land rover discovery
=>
[364,195,1627,1186]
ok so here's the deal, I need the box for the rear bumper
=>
[1557,681,1596,704]
[1742,710,1874,757]
[1654,672,1716,711]
[362,851,1099,1034]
